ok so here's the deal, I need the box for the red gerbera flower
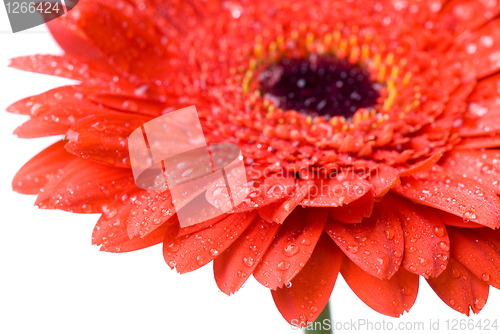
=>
[8,0,500,325]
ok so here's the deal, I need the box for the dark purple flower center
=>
[260,56,380,119]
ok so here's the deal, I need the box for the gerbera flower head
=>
[8,0,500,325]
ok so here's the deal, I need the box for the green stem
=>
[304,300,333,334]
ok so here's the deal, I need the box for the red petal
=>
[440,149,500,195]
[7,85,108,124]
[452,20,500,80]
[367,165,400,197]
[271,233,343,326]
[448,227,500,290]
[163,211,258,274]
[100,220,172,253]
[95,198,178,253]
[45,16,107,63]
[455,135,500,150]
[177,214,228,237]
[12,141,75,195]
[125,190,175,238]
[14,118,69,138]
[341,258,419,317]
[435,210,484,228]
[328,188,374,224]
[87,94,166,117]
[393,171,500,228]
[439,0,500,35]
[92,186,142,246]
[326,201,404,279]
[253,207,328,290]
[398,153,443,177]
[426,257,489,316]
[213,217,281,295]
[65,113,150,168]
[258,180,313,224]
[77,2,181,81]
[36,158,134,213]
[460,106,500,137]
[299,175,372,207]
[383,193,450,278]
[9,55,116,83]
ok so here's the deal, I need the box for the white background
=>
[1,7,499,334]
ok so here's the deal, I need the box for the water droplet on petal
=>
[283,243,300,257]
[277,260,291,271]
[243,256,254,267]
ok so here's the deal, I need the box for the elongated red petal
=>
[77,2,180,81]
[253,207,328,290]
[439,0,500,35]
[341,258,419,317]
[87,94,166,117]
[213,217,281,295]
[94,194,178,253]
[271,233,343,326]
[448,227,500,289]
[435,210,484,228]
[368,165,400,197]
[65,113,150,168]
[125,190,175,238]
[258,180,312,224]
[14,118,69,138]
[7,86,108,124]
[36,158,134,213]
[177,214,228,237]
[328,188,374,224]
[455,135,500,150]
[393,171,500,228]
[383,193,449,278]
[460,107,500,137]
[12,141,75,195]
[45,16,107,63]
[326,201,403,279]
[100,220,172,253]
[9,55,116,83]
[452,19,500,80]
[398,153,442,177]
[163,211,258,274]
[440,150,500,195]
[92,186,143,246]
[426,257,489,316]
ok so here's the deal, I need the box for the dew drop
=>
[433,226,445,237]
[243,256,254,267]
[283,243,300,257]
[481,164,496,175]
[300,238,311,246]
[439,241,450,251]
[277,260,291,271]
[167,243,180,253]
[474,298,486,309]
